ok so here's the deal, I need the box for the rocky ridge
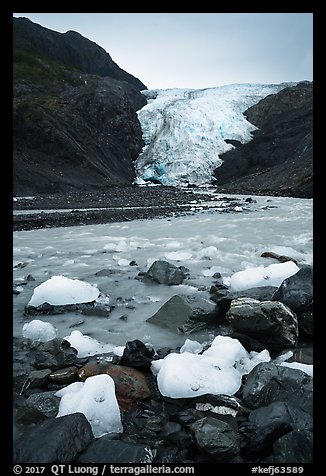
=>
[13,17,147,196]
[213,82,313,198]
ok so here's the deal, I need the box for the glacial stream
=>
[13,194,313,358]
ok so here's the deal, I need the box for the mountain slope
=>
[213,82,313,198]
[13,17,147,195]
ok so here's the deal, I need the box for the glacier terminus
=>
[135,83,294,186]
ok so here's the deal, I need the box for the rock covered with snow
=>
[28,275,100,307]
[55,374,123,437]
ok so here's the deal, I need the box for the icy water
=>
[13,194,313,358]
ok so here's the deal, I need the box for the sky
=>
[12,12,313,90]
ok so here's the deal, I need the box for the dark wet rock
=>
[272,429,313,463]
[239,420,292,460]
[190,417,240,462]
[242,362,313,415]
[147,294,217,332]
[228,332,267,353]
[226,298,298,351]
[119,339,155,370]
[95,268,121,276]
[48,366,79,385]
[248,401,313,431]
[80,304,111,317]
[27,368,52,388]
[13,361,35,393]
[25,301,106,316]
[272,264,313,336]
[16,391,60,424]
[77,438,156,463]
[13,412,94,463]
[210,286,278,313]
[297,309,313,336]
[144,260,186,285]
[261,251,298,265]
[154,446,179,463]
[191,394,250,417]
[34,338,78,370]
[169,409,206,427]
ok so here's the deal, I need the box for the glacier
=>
[135,83,293,186]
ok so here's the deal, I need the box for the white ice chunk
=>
[273,350,294,364]
[62,259,75,267]
[180,339,203,354]
[22,319,57,342]
[156,352,242,398]
[113,346,125,357]
[236,349,271,375]
[28,275,100,307]
[117,259,131,266]
[202,335,248,367]
[196,246,219,260]
[279,361,313,377]
[164,251,193,261]
[201,266,223,277]
[154,335,273,399]
[64,330,115,358]
[55,374,123,437]
[227,261,299,292]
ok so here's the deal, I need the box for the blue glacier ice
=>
[135,83,294,186]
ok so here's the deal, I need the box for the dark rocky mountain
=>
[13,17,147,195]
[213,82,313,198]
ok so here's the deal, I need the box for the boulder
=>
[16,391,60,424]
[190,417,240,462]
[226,298,298,351]
[240,420,292,460]
[13,413,94,463]
[34,338,78,370]
[147,294,217,332]
[77,438,156,463]
[119,339,155,370]
[144,260,186,285]
[242,362,313,415]
[248,401,313,431]
[272,429,313,463]
[272,264,313,336]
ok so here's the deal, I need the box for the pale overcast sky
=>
[12,13,313,90]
